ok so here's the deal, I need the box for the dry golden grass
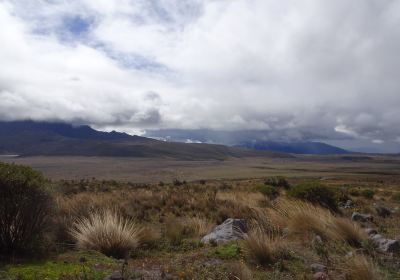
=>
[273,199,332,238]
[327,217,368,247]
[265,198,368,247]
[229,262,253,280]
[243,227,289,266]
[249,207,287,234]
[343,254,382,280]
[138,225,161,245]
[217,191,265,208]
[70,210,143,258]
[186,217,214,238]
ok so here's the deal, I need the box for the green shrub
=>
[264,177,290,189]
[288,182,337,211]
[349,188,361,197]
[257,185,279,199]
[361,189,375,199]
[392,192,400,202]
[0,163,53,257]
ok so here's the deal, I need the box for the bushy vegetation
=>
[287,182,338,211]
[264,176,290,189]
[0,168,398,279]
[257,184,279,199]
[361,189,375,199]
[392,192,400,202]
[0,163,53,257]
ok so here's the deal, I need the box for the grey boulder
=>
[201,218,247,244]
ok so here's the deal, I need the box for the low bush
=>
[392,192,400,202]
[288,182,338,211]
[349,188,361,197]
[264,177,290,189]
[70,210,143,258]
[361,189,375,199]
[257,185,279,199]
[0,163,53,257]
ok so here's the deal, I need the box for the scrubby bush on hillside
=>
[361,189,375,199]
[392,192,400,202]
[0,163,53,257]
[264,177,290,189]
[257,185,279,199]
[287,182,338,211]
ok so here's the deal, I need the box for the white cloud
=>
[1,0,400,150]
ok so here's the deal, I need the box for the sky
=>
[0,0,400,152]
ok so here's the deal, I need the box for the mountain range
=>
[144,129,350,155]
[0,121,287,160]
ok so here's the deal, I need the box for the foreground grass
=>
[0,251,116,280]
[2,175,400,279]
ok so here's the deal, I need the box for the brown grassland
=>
[0,154,400,279]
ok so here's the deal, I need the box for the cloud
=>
[0,0,400,151]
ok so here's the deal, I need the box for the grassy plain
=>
[1,154,400,279]
[2,154,400,182]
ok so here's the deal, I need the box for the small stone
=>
[374,205,391,217]
[313,272,329,280]
[344,200,354,208]
[310,263,327,273]
[313,235,323,244]
[371,234,385,245]
[380,239,400,253]
[364,228,378,236]
[351,212,373,222]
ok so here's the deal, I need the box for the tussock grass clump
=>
[273,199,332,238]
[186,217,214,238]
[164,216,213,245]
[343,254,382,280]
[272,199,367,247]
[327,218,368,247]
[243,227,288,266]
[70,210,143,258]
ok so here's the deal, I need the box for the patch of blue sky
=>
[63,15,92,35]
[91,41,173,75]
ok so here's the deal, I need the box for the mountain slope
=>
[144,129,350,155]
[237,140,349,155]
[0,121,290,159]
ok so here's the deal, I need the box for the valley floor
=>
[2,154,400,183]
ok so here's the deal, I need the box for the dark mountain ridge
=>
[144,129,350,155]
[0,121,289,160]
[237,140,349,155]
